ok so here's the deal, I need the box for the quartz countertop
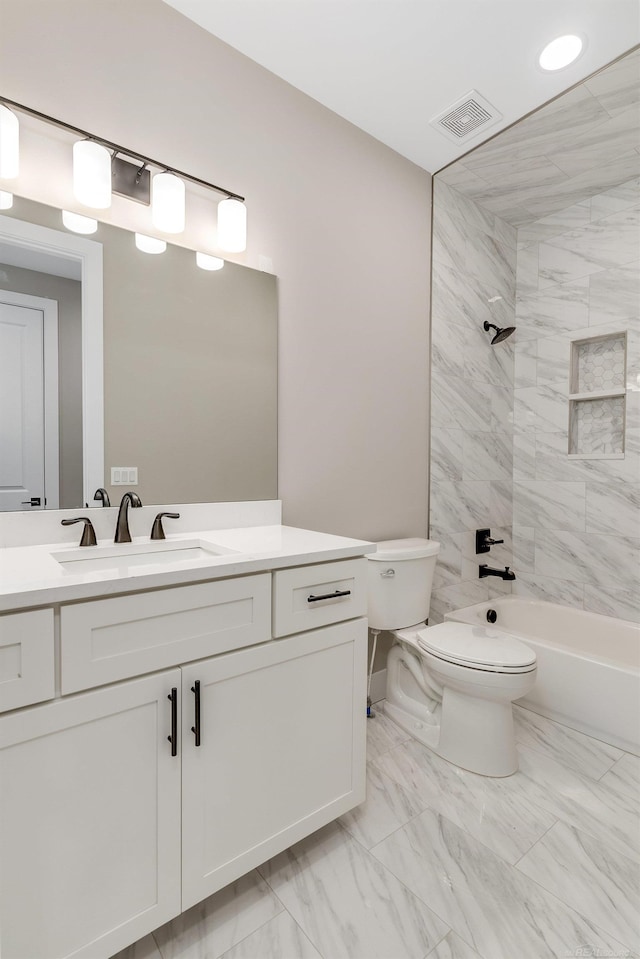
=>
[0,524,376,612]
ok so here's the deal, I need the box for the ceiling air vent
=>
[430,90,502,143]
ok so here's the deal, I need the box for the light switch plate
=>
[111,467,138,485]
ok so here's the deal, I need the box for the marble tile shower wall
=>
[512,176,640,623]
[429,181,517,624]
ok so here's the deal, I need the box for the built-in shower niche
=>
[568,332,627,458]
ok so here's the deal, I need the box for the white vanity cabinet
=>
[0,557,367,959]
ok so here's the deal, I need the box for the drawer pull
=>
[168,687,178,757]
[307,589,351,603]
[191,680,201,747]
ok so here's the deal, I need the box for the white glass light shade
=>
[152,172,185,233]
[135,233,167,254]
[539,35,583,71]
[73,140,112,209]
[62,210,98,234]
[0,105,19,179]
[217,198,247,252]
[0,191,13,210]
[196,252,224,271]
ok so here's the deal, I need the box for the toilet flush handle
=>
[380,568,395,578]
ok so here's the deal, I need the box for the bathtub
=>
[445,597,640,756]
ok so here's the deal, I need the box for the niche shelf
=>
[568,332,627,458]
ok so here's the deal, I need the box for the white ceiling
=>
[162,0,640,173]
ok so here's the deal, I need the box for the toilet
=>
[367,538,537,777]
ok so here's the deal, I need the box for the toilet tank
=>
[366,538,440,631]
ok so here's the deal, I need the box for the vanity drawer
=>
[60,574,271,693]
[272,559,367,637]
[0,609,55,712]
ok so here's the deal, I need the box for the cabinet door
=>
[0,671,182,959]
[181,618,367,909]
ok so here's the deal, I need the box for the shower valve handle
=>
[475,528,504,554]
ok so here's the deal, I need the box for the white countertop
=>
[0,524,376,612]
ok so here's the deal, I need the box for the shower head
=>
[483,321,515,345]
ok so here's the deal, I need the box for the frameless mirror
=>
[0,195,278,512]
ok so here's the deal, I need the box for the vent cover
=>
[430,90,502,143]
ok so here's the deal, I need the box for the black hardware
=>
[486,609,498,624]
[61,516,98,546]
[307,589,351,603]
[479,564,516,581]
[475,528,505,554]
[114,491,142,543]
[168,687,178,757]
[191,680,201,747]
[151,512,181,541]
[483,321,516,345]
[93,488,111,507]
[21,496,41,507]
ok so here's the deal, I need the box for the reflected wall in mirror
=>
[0,196,278,511]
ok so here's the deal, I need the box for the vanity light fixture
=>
[0,191,13,210]
[217,197,247,253]
[0,104,19,178]
[538,35,583,71]
[135,233,167,254]
[196,252,224,271]
[73,140,112,209]
[62,210,98,234]
[152,170,186,234]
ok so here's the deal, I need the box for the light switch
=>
[111,467,138,486]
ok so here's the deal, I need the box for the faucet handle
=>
[61,517,98,547]
[150,512,180,541]
[475,528,505,554]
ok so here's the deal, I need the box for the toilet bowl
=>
[367,539,537,777]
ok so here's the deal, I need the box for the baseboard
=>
[368,668,387,704]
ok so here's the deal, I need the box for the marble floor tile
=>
[111,935,163,959]
[259,821,449,959]
[153,870,282,959]
[371,807,632,959]
[366,706,411,762]
[217,912,322,959]
[513,705,622,780]
[373,738,557,865]
[427,932,484,959]
[513,744,640,863]
[517,820,640,952]
[599,752,640,801]
[338,760,426,850]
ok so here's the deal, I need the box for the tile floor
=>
[113,704,639,959]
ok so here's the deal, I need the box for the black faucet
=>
[115,491,142,543]
[479,564,516,581]
[476,528,505,554]
[93,488,111,507]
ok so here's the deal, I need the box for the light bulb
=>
[0,105,19,178]
[196,252,224,271]
[152,171,185,233]
[135,233,166,254]
[62,210,98,234]
[539,35,583,71]
[73,140,111,209]
[217,198,247,252]
[0,191,13,210]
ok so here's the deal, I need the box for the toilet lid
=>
[417,622,536,669]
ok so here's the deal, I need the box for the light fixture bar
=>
[0,95,245,202]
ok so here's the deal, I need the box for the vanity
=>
[0,501,373,959]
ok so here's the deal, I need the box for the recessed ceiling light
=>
[538,35,584,71]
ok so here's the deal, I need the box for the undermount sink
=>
[51,539,238,574]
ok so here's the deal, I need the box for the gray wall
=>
[0,0,432,542]
[0,263,82,508]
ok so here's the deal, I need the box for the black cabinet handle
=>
[168,687,177,757]
[307,589,351,603]
[191,680,201,747]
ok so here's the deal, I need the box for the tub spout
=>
[479,564,516,581]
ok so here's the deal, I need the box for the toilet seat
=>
[416,622,536,673]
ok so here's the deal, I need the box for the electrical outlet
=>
[111,467,138,485]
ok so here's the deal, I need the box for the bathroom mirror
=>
[0,195,278,511]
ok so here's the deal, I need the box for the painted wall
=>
[429,180,517,624]
[0,263,82,508]
[512,177,640,622]
[0,0,432,542]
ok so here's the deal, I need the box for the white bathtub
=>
[445,597,640,756]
